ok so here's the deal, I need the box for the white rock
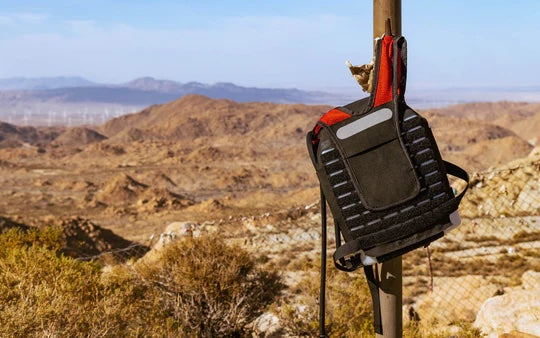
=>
[474,289,540,337]
[152,221,197,249]
[165,221,196,237]
[474,270,540,337]
[516,179,540,213]
[521,270,540,290]
[251,312,281,337]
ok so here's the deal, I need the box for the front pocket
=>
[347,138,420,210]
[330,107,420,210]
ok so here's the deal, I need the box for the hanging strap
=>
[364,265,383,334]
[319,187,327,338]
[320,186,383,336]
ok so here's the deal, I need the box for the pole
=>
[373,1,403,337]
[373,0,401,38]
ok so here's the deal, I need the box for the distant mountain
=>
[0,77,96,90]
[0,77,346,126]
[0,76,342,105]
[122,77,185,93]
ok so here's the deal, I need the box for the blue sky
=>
[1,1,539,91]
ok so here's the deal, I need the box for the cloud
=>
[0,12,48,25]
[0,14,373,88]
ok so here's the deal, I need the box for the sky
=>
[1,1,539,92]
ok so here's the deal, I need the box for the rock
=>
[516,179,540,214]
[152,221,197,250]
[474,271,540,337]
[251,312,281,337]
[521,270,540,290]
[474,289,540,337]
[499,330,540,338]
[165,221,196,236]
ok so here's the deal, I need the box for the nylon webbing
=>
[318,162,468,336]
[364,265,383,334]
[319,187,327,338]
[332,160,469,270]
[319,187,382,336]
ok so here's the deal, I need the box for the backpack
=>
[306,33,469,334]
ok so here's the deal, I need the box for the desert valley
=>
[0,95,539,336]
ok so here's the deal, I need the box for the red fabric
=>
[374,35,394,107]
[313,108,351,137]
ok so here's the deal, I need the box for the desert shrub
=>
[0,228,282,337]
[134,236,283,337]
[0,227,115,336]
[279,259,373,337]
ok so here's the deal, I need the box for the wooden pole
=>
[373,0,402,38]
[373,1,403,337]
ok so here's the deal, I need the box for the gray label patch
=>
[336,108,392,139]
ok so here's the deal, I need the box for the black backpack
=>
[306,33,469,334]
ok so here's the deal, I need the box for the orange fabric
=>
[313,108,351,137]
[374,36,394,107]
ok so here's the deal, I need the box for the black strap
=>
[443,160,469,203]
[319,162,468,336]
[364,265,383,334]
[332,160,469,272]
[320,188,382,336]
[319,187,327,338]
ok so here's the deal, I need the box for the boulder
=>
[251,312,282,337]
[151,221,197,250]
[474,270,540,337]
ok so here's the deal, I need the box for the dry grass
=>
[278,259,373,337]
[0,227,282,337]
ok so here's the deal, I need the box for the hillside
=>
[97,95,533,171]
[0,122,63,149]
[432,101,540,143]
[99,94,327,142]
[0,96,537,242]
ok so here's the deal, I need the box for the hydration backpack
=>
[306,33,469,334]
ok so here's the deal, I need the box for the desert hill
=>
[51,126,107,147]
[0,122,62,149]
[0,77,344,127]
[0,96,538,242]
[99,94,328,143]
[432,101,540,143]
[0,215,143,259]
[95,94,533,171]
